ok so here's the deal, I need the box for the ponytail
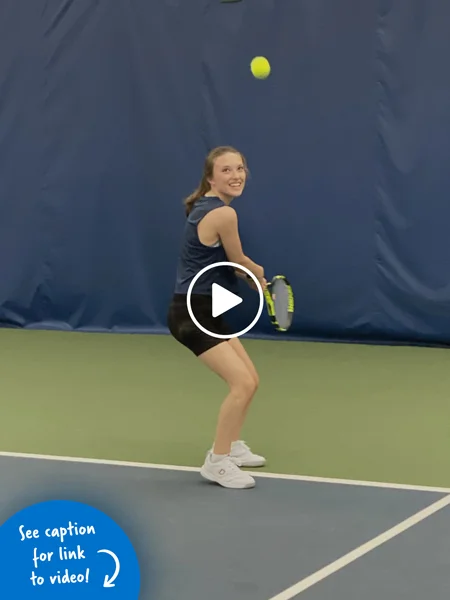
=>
[183,176,210,216]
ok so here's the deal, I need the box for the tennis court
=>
[2,0,450,598]
[2,327,450,599]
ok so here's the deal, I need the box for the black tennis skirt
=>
[167,293,232,356]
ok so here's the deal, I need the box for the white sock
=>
[210,453,227,463]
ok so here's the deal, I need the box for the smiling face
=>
[206,151,247,203]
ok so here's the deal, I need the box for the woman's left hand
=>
[248,276,267,291]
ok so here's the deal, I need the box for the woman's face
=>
[208,152,247,201]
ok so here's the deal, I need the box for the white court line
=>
[267,493,450,599]
[0,450,450,494]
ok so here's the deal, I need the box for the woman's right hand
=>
[258,277,267,290]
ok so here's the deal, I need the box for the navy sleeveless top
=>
[174,196,239,295]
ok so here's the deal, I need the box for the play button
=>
[212,283,242,317]
[186,261,264,339]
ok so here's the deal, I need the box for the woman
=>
[167,146,267,489]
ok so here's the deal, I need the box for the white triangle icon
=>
[212,283,243,317]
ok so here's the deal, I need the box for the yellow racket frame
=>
[263,275,294,331]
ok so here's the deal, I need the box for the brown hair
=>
[183,146,248,215]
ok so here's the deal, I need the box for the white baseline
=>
[0,451,449,494]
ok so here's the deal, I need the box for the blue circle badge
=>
[0,500,141,598]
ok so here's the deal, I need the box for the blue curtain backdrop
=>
[1,0,450,345]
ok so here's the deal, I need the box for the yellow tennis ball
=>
[250,56,271,79]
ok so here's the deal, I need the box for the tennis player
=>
[168,146,267,489]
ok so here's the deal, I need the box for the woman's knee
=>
[231,372,258,404]
[252,371,260,391]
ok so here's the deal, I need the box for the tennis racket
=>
[263,275,294,331]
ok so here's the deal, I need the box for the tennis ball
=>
[250,56,271,79]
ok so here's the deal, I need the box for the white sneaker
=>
[229,440,266,468]
[200,453,255,489]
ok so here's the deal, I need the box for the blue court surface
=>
[1,452,449,599]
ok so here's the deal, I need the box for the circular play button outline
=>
[186,261,264,339]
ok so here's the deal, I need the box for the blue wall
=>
[1,0,450,345]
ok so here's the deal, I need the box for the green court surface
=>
[1,328,449,489]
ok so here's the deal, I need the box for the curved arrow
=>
[97,549,120,588]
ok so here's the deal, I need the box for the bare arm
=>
[235,269,267,290]
[209,206,265,279]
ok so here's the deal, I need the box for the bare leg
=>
[226,337,259,438]
[199,341,256,455]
